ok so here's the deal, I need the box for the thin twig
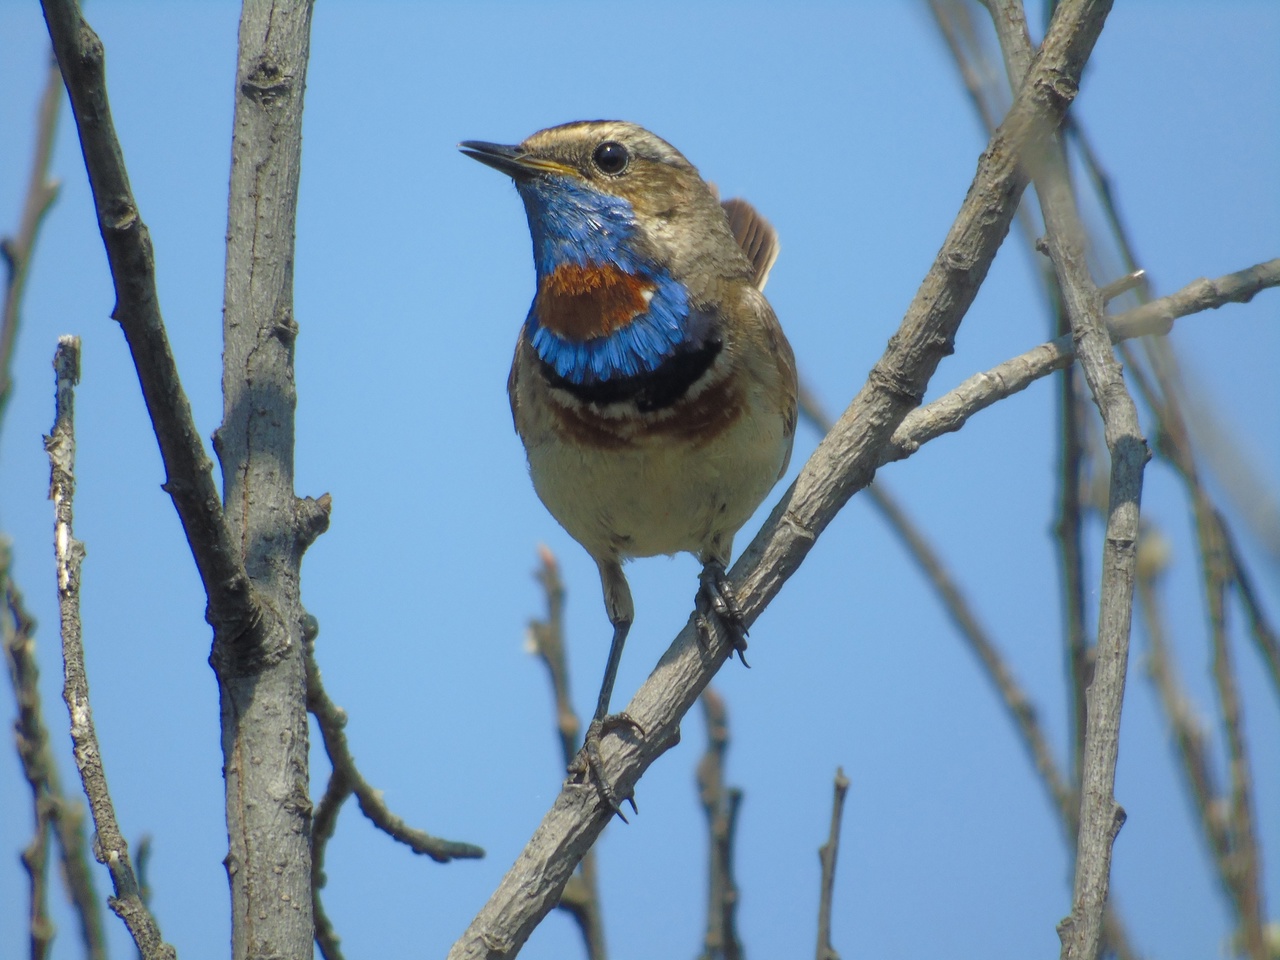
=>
[981,5,1151,956]
[305,615,484,863]
[527,546,608,960]
[47,336,176,960]
[448,5,1116,954]
[1120,302,1271,959]
[304,610,482,959]
[2,36,110,960]
[815,768,850,960]
[937,0,1097,792]
[1223,529,1280,703]
[696,688,744,960]
[529,546,583,770]
[1202,507,1268,960]
[880,258,1280,469]
[1134,530,1234,898]
[3,544,55,960]
[39,0,276,667]
[0,45,62,434]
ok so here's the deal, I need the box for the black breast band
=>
[542,336,723,413]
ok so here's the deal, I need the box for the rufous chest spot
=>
[536,263,653,342]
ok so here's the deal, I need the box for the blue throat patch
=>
[518,175,693,385]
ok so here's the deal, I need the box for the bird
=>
[460,121,797,816]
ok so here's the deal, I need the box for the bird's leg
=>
[568,560,645,820]
[695,558,750,666]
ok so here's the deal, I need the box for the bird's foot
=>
[695,561,750,667]
[569,712,646,822]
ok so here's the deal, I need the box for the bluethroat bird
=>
[461,121,797,816]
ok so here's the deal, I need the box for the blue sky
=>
[1,2,1277,959]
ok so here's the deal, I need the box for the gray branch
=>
[46,336,176,960]
[696,688,744,960]
[978,4,1149,957]
[447,2,1115,955]
[0,45,62,435]
[38,0,276,659]
[815,768,850,960]
[213,2,320,957]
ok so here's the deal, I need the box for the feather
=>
[721,197,780,291]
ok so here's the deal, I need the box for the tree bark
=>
[213,2,317,958]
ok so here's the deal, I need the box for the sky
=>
[1,2,1278,959]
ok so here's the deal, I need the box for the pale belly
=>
[522,395,790,564]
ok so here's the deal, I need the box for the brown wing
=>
[721,197,780,292]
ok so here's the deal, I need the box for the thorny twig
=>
[47,336,176,959]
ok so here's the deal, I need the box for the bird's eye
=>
[592,141,630,176]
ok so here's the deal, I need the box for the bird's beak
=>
[458,140,577,180]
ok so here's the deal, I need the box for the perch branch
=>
[815,767,850,960]
[448,3,1116,954]
[47,336,176,960]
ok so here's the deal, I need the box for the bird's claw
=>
[696,562,750,666]
[569,713,645,821]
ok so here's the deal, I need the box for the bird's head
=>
[460,120,742,287]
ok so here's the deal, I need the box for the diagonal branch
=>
[47,336,176,960]
[447,3,1115,955]
[38,0,272,656]
[880,258,1279,468]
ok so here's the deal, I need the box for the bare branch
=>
[696,688,743,960]
[815,768,850,960]
[447,4,1115,955]
[3,545,56,960]
[1135,531,1234,903]
[978,4,1151,955]
[527,547,608,960]
[38,0,274,655]
[1202,509,1269,960]
[46,336,176,960]
[0,46,62,436]
[307,618,484,863]
[529,546,583,770]
[1119,302,1271,958]
[880,258,1280,468]
[1224,529,1280,703]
